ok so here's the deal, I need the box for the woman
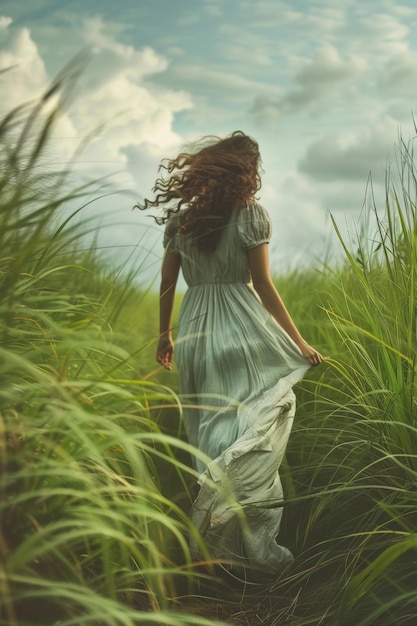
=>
[138,131,323,576]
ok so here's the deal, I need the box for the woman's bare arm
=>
[247,244,323,366]
[157,250,181,370]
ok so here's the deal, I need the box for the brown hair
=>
[135,130,261,251]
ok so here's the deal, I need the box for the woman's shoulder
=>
[239,201,270,221]
[163,208,192,249]
[165,209,181,231]
[163,210,181,248]
[236,201,272,249]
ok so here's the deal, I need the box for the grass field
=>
[1,72,416,626]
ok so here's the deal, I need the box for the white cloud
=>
[283,45,366,110]
[377,49,417,97]
[238,1,311,29]
[0,16,12,27]
[216,42,272,67]
[340,9,413,58]
[298,120,397,183]
[262,170,335,270]
[56,20,191,180]
[156,62,274,99]
[0,17,49,111]
[251,44,366,120]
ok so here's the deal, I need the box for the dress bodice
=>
[163,202,271,287]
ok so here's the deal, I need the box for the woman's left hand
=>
[157,335,174,370]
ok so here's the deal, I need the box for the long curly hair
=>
[135,131,261,251]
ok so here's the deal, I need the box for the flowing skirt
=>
[176,282,310,573]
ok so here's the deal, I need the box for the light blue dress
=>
[164,202,310,573]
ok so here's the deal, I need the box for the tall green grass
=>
[0,70,228,626]
[268,136,417,625]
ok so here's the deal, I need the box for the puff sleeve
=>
[163,213,180,251]
[237,202,272,250]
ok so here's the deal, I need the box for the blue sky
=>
[2,0,417,280]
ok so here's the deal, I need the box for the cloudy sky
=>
[1,0,417,282]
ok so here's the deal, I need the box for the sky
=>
[2,0,417,283]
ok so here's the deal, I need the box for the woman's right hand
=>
[299,341,323,367]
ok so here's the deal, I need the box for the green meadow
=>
[1,72,416,626]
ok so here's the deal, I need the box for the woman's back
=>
[164,203,271,287]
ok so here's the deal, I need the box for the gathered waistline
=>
[188,281,250,287]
